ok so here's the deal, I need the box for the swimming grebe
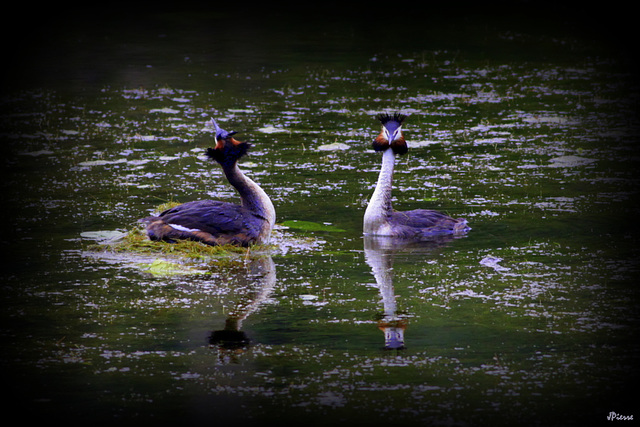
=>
[363,113,469,239]
[141,119,276,247]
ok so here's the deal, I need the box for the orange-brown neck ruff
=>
[390,134,408,155]
[207,138,251,167]
[373,130,390,151]
[215,136,243,150]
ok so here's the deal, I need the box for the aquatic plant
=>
[87,226,269,261]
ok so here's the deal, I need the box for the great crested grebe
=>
[363,113,469,239]
[141,119,276,247]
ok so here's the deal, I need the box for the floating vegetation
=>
[138,259,209,276]
[257,125,290,134]
[80,230,128,243]
[547,155,597,167]
[317,142,350,151]
[85,226,263,260]
[152,200,183,214]
[280,220,347,233]
[83,223,327,264]
[479,255,511,272]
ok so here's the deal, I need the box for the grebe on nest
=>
[363,113,469,239]
[141,119,275,247]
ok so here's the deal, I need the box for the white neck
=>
[363,149,395,235]
[224,164,276,239]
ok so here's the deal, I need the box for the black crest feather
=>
[377,112,407,125]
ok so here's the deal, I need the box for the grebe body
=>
[141,120,275,247]
[363,113,469,239]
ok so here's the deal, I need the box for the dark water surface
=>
[2,7,639,427]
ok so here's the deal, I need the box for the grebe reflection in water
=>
[364,234,459,350]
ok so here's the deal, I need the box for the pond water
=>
[2,8,639,427]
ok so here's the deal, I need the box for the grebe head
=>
[206,119,251,167]
[372,112,408,155]
[210,118,237,140]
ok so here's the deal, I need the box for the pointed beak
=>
[209,118,223,139]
